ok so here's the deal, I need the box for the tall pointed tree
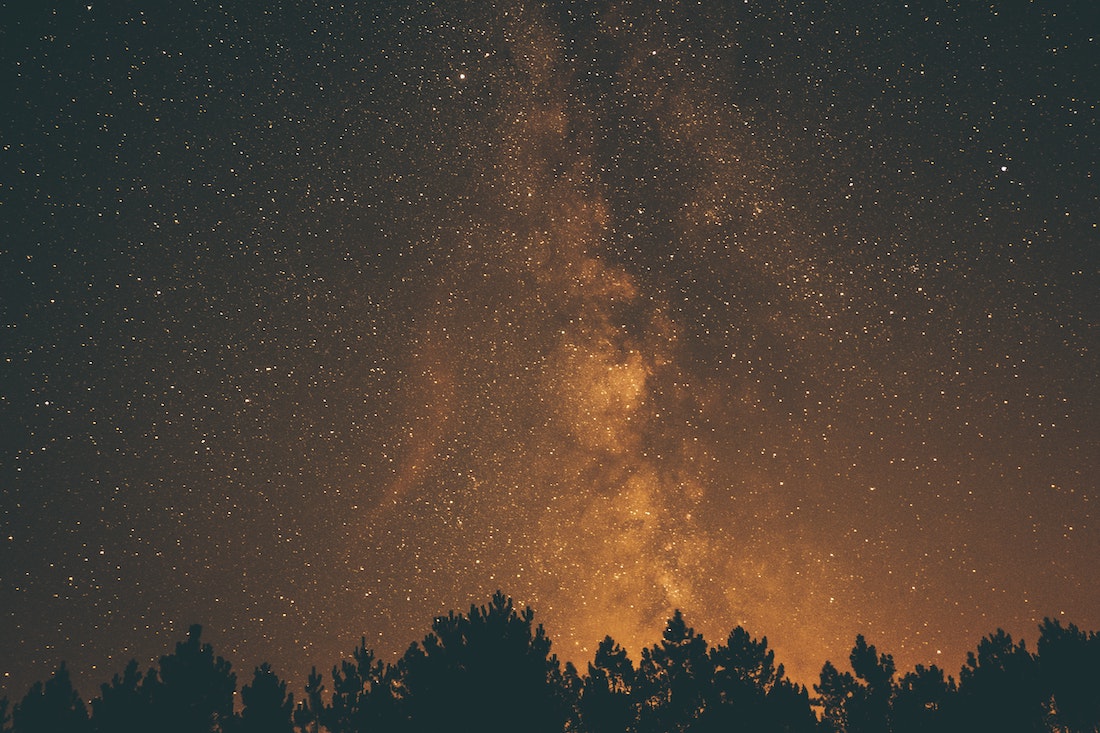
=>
[814,660,856,733]
[847,635,895,733]
[636,610,712,733]
[579,636,636,733]
[324,639,397,733]
[559,660,584,733]
[709,626,777,718]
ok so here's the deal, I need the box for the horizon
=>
[4,591,1092,707]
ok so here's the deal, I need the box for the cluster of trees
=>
[2,591,1098,732]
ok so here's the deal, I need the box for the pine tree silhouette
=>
[237,663,294,733]
[325,639,398,733]
[292,666,325,733]
[814,660,856,733]
[957,629,1046,733]
[397,590,569,733]
[847,635,895,733]
[145,624,236,733]
[890,663,958,733]
[707,626,815,732]
[579,636,636,733]
[89,659,150,733]
[11,662,89,733]
[636,610,712,733]
[1037,617,1100,732]
[7,593,1100,733]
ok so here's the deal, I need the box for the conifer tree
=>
[956,629,1046,733]
[237,663,294,733]
[325,640,396,733]
[708,626,815,732]
[636,610,712,733]
[397,590,568,733]
[814,660,856,733]
[11,662,89,733]
[145,624,235,733]
[1037,618,1100,732]
[89,659,149,733]
[292,666,324,733]
[890,664,958,733]
[579,636,636,733]
[847,635,894,733]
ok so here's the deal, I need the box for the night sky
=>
[2,0,1097,702]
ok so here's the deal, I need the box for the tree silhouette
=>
[396,590,569,733]
[578,636,636,733]
[292,666,325,733]
[89,659,150,733]
[956,628,1047,733]
[847,635,895,733]
[707,626,815,732]
[236,663,294,733]
[760,675,817,733]
[1036,618,1100,733]
[145,624,236,733]
[560,660,584,732]
[889,663,958,733]
[6,594,1100,733]
[324,639,398,733]
[11,662,89,733]
[636,610,712,733]
[814,660,856,733]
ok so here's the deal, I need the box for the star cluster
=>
[1,0,1096,699]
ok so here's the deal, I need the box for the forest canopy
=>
[2,591,1097,733]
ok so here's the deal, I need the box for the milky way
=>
[2,1,1097,700]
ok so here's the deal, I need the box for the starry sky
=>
[2,0,1097,701]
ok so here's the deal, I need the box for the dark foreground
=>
[3,591,1098,733]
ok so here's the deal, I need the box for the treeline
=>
[2,591,1098,732]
